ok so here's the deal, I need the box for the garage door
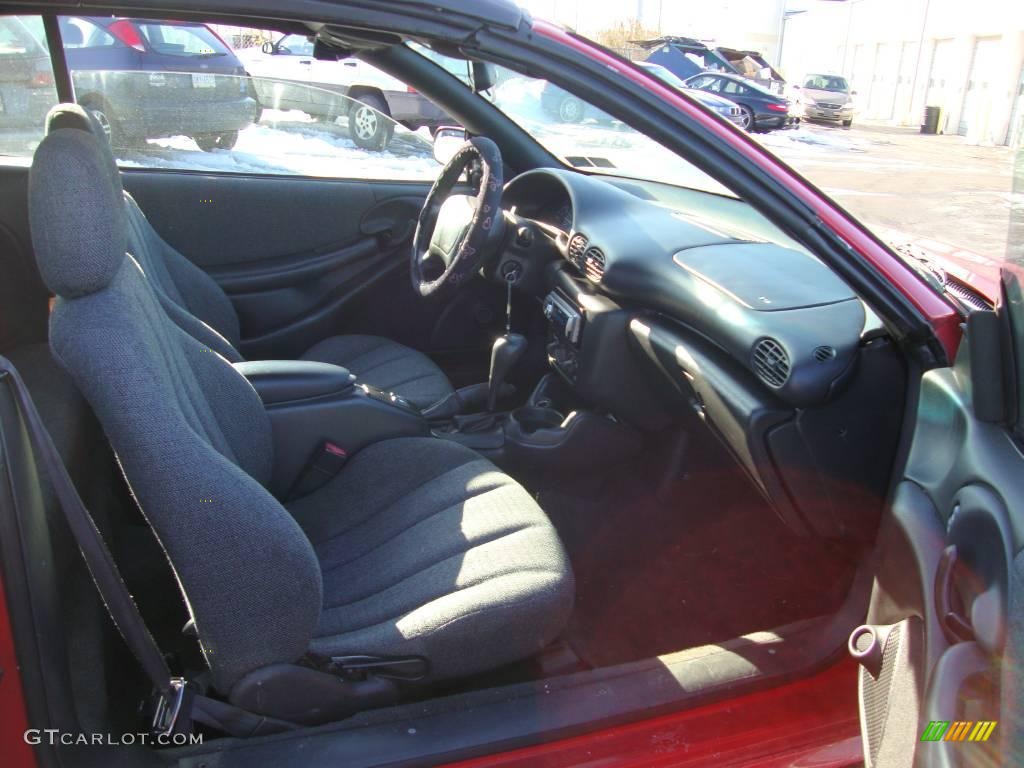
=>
[958,36,1001,137]
[892,41,917,124]
[1009,64,1024,148]
[925,38,956,132]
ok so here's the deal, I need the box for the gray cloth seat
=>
[29,124,573,699]
[45,104,455,409]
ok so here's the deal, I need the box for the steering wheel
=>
[411,136,504,297]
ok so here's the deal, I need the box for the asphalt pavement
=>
[759,120,1019,261]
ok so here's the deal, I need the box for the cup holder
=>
[508,406,564,435]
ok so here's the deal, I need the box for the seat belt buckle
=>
[286,441,349,500]
[149,677,193,738]
[326,654,430,682]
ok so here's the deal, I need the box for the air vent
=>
[567,233,588,269]
[583,247,606,282]
[813,345,836,362]
[752,338,791,388]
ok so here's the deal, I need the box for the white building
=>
[521,0,788,65]
[780,0,1024,147]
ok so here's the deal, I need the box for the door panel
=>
[859,321,1020,766]
[121,170,505,371]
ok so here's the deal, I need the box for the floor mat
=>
[539,436,860,669]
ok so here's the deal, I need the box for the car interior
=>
[0,7,1018,768]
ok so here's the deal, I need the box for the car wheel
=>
[83,103,125,148]
[557,95,584,123]
[194,131,239,152]
[842,118,853,128]
[349,94,395,151]
[738,105,755,131]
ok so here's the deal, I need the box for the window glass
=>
[136,22,227,57]
[277,34,314,57]
[722,80,744,96]
[59,22,442,181]
[467,55,730,195]
[0,15,59,160]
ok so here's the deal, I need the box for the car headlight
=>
[802,96,816,106]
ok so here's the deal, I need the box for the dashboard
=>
[496,167,902,542]
[501,168,866,408]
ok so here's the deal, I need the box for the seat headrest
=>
[44,103,120,185]
[29,129,128,298]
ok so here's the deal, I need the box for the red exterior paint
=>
[0,571,35,768]
[2,20,963,768]
[447,660,861,768]
[533,21,964,360]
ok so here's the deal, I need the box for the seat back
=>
[29,125,322,693]
[45,104,243,362]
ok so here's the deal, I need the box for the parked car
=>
[798,73,856,128]
[236,34,451,149]
[58,16,258,150]
[637,61,745,126]
[684,71,799,131]
[0,15,55,140]
[1,2,1019,768]
[636,36,787,95]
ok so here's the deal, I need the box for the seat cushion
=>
[301,334,454,409]
[287,437,574,682]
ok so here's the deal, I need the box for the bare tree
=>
[594,19,660,61]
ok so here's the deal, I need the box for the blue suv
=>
[61,17,259,150]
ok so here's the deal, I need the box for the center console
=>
[542,290,583,384]
[235,360,427,498]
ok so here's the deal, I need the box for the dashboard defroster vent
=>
[752,338,790,388]
[567,233,588,269]
[583,247,606,282]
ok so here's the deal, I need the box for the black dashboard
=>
[502,168,866,408]
[496,168,903,543]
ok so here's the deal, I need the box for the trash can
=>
[921,106,942,134]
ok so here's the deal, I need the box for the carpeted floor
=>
[539,433,860,669]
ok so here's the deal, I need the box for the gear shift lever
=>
[487,332,526,412]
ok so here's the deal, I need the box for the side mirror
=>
[433,126,467,165]
[792,84,802,90]
[851,90,858,96]
[261,41,276,55]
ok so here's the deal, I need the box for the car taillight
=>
[407,85,417,94]
[31,68,54,88]
[108,20,146,52]
[766,102,789,112]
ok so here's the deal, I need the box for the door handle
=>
[935,545,975,644]
[299,59,312,65]
[343,61,357,67]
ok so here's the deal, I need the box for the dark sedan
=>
[637,61,744,127]
[684,71,799,132]
[60,16,259,150]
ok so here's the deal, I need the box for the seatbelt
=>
[0,357,294,739]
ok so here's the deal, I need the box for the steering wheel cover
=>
[411,136,503,298]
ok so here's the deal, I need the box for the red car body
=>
[1,14,997,768]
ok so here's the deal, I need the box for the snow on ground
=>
[119,109,440,180]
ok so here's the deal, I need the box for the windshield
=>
[480,61,732,195]
[803,75,849,92]
[136,22,228,57]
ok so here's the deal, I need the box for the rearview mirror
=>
[261,41,276,55]
[433,126,467,165]
[471,61,497,93]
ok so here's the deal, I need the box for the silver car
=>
[798,74,856,128]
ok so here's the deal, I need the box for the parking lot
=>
[759,120,1020,262]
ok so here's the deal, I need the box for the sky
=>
[517,0,792,48]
